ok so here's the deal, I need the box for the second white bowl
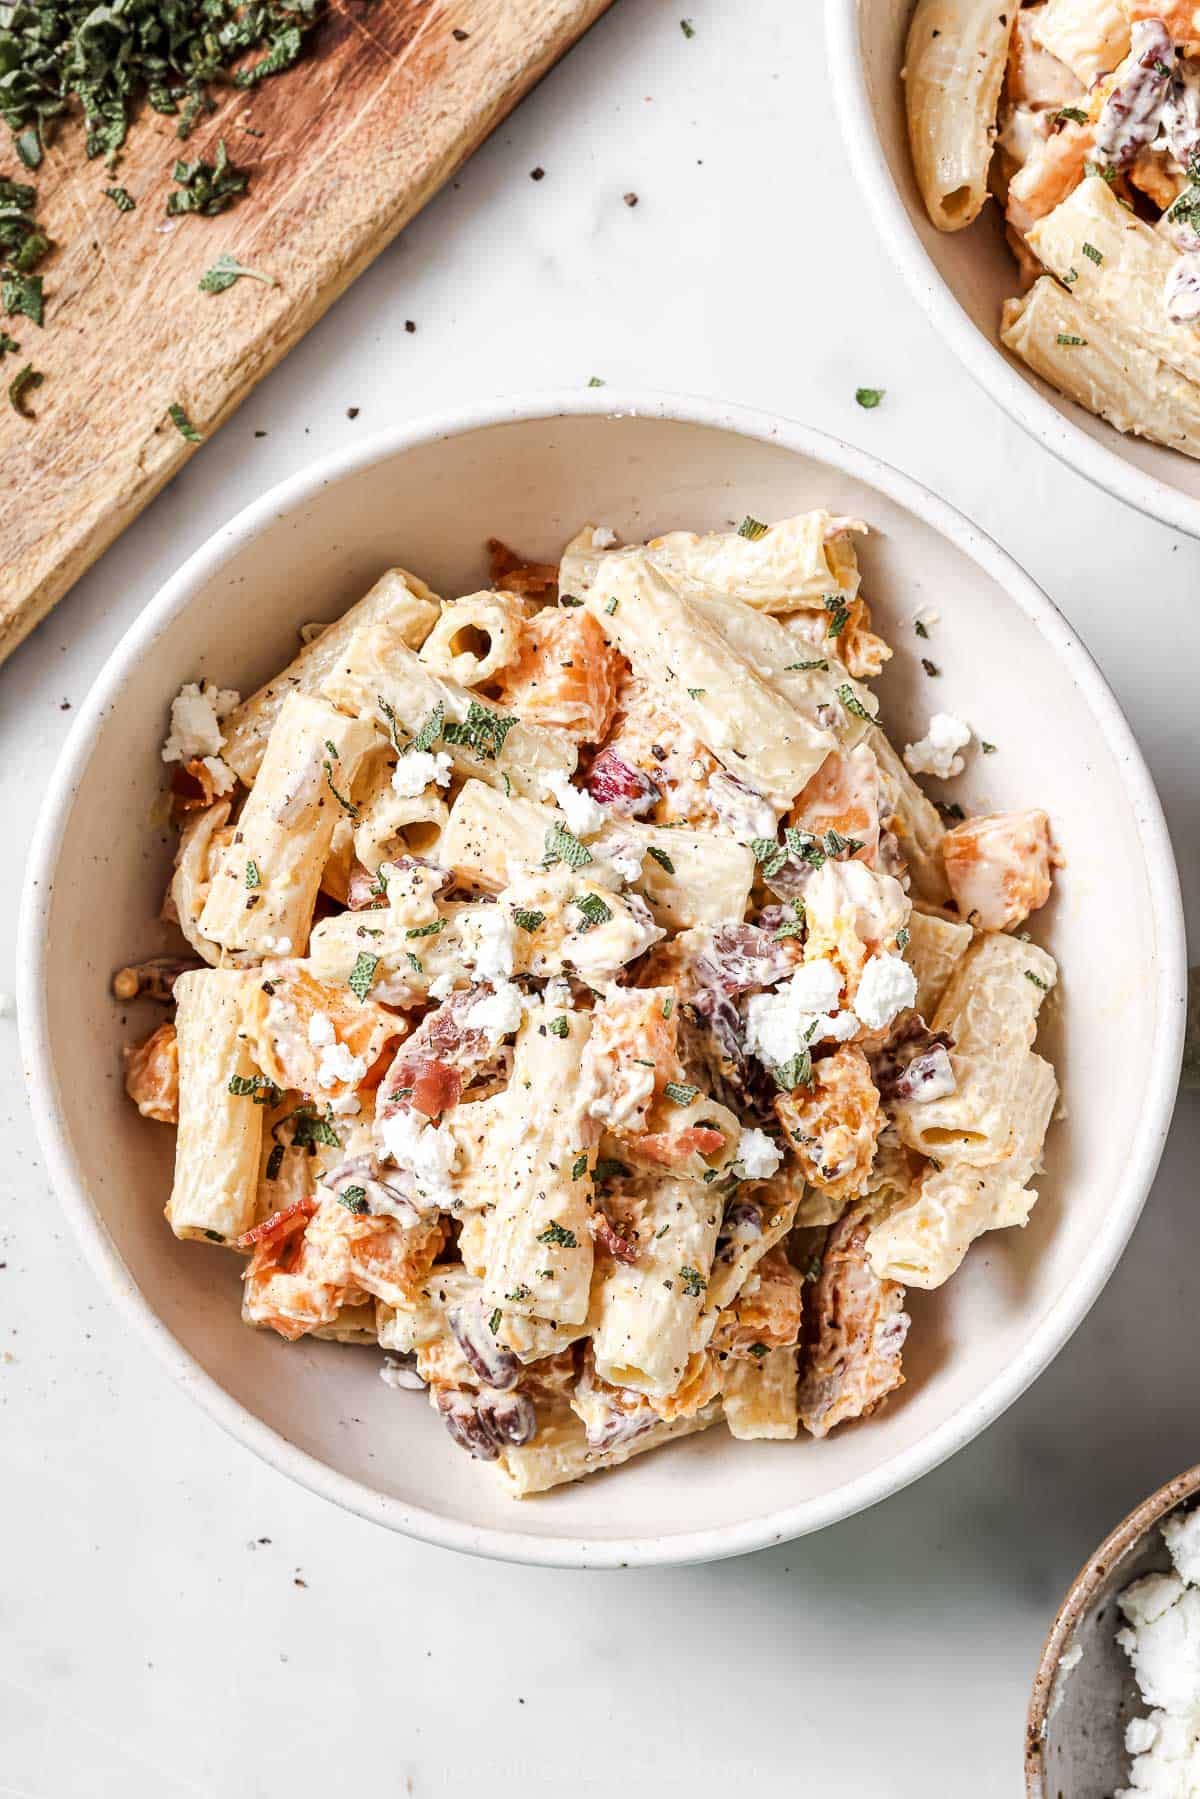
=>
[826,0,1200,539]
[19,392,1187,1565]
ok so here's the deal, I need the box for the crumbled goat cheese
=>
[744,959,856,1067]
[379,1108,459,1209]
[853,953,918,1032]
[1164,1507,1200,1587]
[463,907,516,983]
[586,1059,655,1129]
[465,980,525,1039]
[735,1127,782,1179]
[1115,1508,1200,1797]
[607,843,645,885]
[542,768,606,837]
[428,971,457,1002]
[200,754,237,795]
[307,1011,336,1049]
[317,1041,367,1091]
[392,748,453,799]
[262,935,292,956]
[328,1091,362,1117]
[592,524,618,549]
[161,681,241,765]
[903,713,971,781]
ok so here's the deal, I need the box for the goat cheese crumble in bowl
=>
[1028,1465,1200,1797]
[19,392,1184,1566]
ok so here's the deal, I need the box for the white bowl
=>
[19,392,1186,1568]
[826,0,1200,539]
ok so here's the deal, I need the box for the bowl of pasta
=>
[20,392,1185,1566]
[826,0,1200,538]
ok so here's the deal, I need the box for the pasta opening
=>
[402,821,443,854]
[449,624,493,662]
[940,185,973,223]
[919,1127,987,1148]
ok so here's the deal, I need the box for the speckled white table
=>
[3,4,1198,1794]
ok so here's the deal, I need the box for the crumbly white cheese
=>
[542,769,606,838]
[462,906,516,983]
[378,1108,460,1209]
[307,1010,336,1048]
[464,980,525,1039]
[199,754,237,795]
[744,959,856,1067]
[391,747,453,798]
[1115,1509,1200,1798]
[316,1040,367,1091]
[161,680,240,765]
[592,524,619,549]
[328,1091,362,1117]
[735,1126,783,1179]
[903,713,971,781]
[1164,1508,1200,1587]
[428,971,457,1002]
[607,842,645,885]
[853,953,918,1032]
[262,934,293,956]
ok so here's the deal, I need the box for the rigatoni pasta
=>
[117,507,1061,1497]
[905,0,1200,460]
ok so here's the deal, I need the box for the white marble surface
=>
[3,2,1198,1793]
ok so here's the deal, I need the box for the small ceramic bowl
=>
[18,391,1187,1566]
[1027,1465,1200,1794]
[825,0,1200,539]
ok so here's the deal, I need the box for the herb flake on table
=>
[855,386,884,408]
[104,185,135,212]
[2,271,43,326]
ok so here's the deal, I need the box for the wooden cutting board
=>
[0,0,613,666]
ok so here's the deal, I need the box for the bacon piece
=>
[797,1207,909,1438]
[591,1209,640,1265]
[585,747,661,816]
[238,1199,317,1250]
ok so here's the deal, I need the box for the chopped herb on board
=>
[8,361,41,416]
[2,271,42,325]
[168,402,202,442]
[104,185,135,212]
[199,251,274,293]
[0,331,19,355]
[167,139,248,215]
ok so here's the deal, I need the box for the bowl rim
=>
[1024,1462,1200,1791]
[823,0,1200,542]
[18,386,1188,1569]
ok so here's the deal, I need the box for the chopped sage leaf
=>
[348,950,379,1001]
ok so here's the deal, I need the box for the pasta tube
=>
[591,1178,724,1396]
[221,569,439,783]
[905,0,1017,230]
[198,693,379,959]
[166,970,264,1245]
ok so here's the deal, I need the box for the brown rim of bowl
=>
[1025,1463,1200,1793]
